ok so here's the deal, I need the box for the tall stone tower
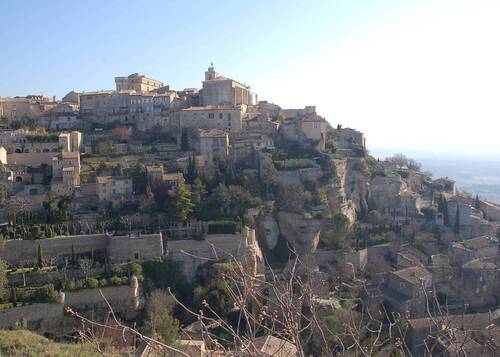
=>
[205,63,218,81]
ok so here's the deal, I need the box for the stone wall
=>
[8,152,56,166]
[0,233,163,267]
[108,234,164,264]
[0,282,140,334]
[481,200,500,221]
[0,302,63,330]
[0,234,109,266]
[166,229,261,281]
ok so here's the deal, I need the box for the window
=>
[134,252,139,260]
[209,113,215,119]
[227,113,232,120]
[219,113,223,119]
[313,122,321,129]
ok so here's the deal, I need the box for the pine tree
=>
[168,178,194,222]
[37,244,43,269]
[454,206,460,234]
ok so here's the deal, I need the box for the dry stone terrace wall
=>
[0,283,139,334]
[0,233,163,266]
[0,234,108,266]
[166,231,254,280]
[109,234,164,263]
[0,302,63,330]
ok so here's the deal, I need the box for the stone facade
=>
[178,105,244,133]
[96,176,133,207]
[200,66,252,106]
[198,128,229,166]
[115,73,164,93]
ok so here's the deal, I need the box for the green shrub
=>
[128,262,142,277]
[208,220,238,234]
[86,278,99,289]
[109,276,122,286]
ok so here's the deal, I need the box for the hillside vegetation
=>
[0,330,118,357]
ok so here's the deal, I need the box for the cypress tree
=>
[37,244,43,269]
[454,206,460,234]
[11,287,17,305]
[474,195,481,210]
[442,197,450,227]
[180,128,189,151]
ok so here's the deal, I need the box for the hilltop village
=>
[1,67,500,356]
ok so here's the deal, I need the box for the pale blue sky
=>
[1,0,499,155]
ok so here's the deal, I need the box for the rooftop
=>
[181,105,241,112]
[198,128,227,138]
[454,235,498,251]
[392,266,431,286]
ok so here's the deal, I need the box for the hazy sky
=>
[1,0,499,156]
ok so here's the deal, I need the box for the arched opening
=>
[15,176,22,182]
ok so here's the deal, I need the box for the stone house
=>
[432,177,457,195]
[406,313,500,356]
[300,114,328,151]
[58,131,81,152]
[41,102,80,131]
[178,104,244,133]
[232,132,273,164]
[52,151,80,184]
[79,90,131,125]
[449,235,498,265]
[198,128,229,166]
[96,176,133,207]
[383,266,432,318]
[331,127,366,151]
[0,95,56,120]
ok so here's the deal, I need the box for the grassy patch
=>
[0,330,119,357]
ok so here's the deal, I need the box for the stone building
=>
[128,91,177,131]
[58,131,81,152]
[449,235,499,265]
[331,127,366,151]
[432,177,457,195]
[198,128,229,166]
[79,90,131,124]
[0,146,6,164]
[41,102,80,130]
[0,95,56,120]
[279,107,328,151]
[200,65,252,106]
[406,313,500,356]
[96,176,133,207]
[383,266,432,318]
[178,105,244,133]
[51,151,81,195]
[300,114,328,151]
[114,73,164,93]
